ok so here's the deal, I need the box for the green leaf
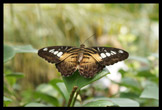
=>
[109,98,140,107]
[4,96,12,102]
[140,85,159,100]
[34,91,59,106]
[63,68,110,93]
[49,79,68,102]
[84,97,139,107]
[129,56,149,65]
[4,44,37,63]
[25,102,49,107]
[137,68,155,78]
[120,77,141,92]
[36,83,59,98]
[120,92,139,98]
[3,96,12,106]
[14,45,37,53]
[56,82,69,103]
[4,45,15,63]
[84,100,114,107]
[5,72,24,78]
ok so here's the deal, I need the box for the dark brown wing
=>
[79,53,105,78]
[55,54,78,77]
[38,46,76,64]
[86,47,129,66]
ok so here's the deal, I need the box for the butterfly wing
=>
[38,46,76,64]
[38,46,80,77]
[79,53,105,78]
[86,47,129,66]
[38,45,129,78]
[55,54,78,77]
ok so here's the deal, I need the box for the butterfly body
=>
[77,44,85,63]
[38,44,129,78]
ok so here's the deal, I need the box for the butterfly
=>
[38,44,129,78]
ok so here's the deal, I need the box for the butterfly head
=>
[80,44,85,48]
[79,34,95,48]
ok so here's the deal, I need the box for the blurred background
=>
[4,4,159,106]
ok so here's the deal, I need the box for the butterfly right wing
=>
[86,47,129,66]
[78,47,129,78]
[79,53,105,78]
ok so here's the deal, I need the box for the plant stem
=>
[72,89,80,107]
[67,86,78,107]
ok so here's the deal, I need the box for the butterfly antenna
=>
[79,37,83,45]
[82,33,95,44]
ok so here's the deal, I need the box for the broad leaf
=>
[34,91,59,106]
[56,82,69,103]
[49,79,68,102]
[140,84,159,100]
[109,98,139,107]
[36,83,59,98]
[84,100,114,107]
[4,45,15,63]
[4,44,37,63]
[25,102,49,107]
[14,45,37,53]
[120,77,141,92]
[5,72,24,78]
[3,96,12,106]
[129,56,150,65]
[83,97,139,107]
[62,68,110,93]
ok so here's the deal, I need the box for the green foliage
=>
[33,91,59,106]
[84,98,139,107]
[4,44,37,63]
[56,82,70,103]
[25,102,49,107]
[14,45,37,53]
[84,100,114,107]
[4,45,15,63]
[63,68,110,93]
[140,84,159,100]
[5,72,24,78]
[4,96,12,107]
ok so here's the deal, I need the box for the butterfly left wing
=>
[55,53,78,77]
[85,47,129,66]
[38,46,76,64]
[38,46,80,77]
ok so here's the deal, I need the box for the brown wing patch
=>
[89,53,102,62]
[55,54,78,77]
[79,55,105,78]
